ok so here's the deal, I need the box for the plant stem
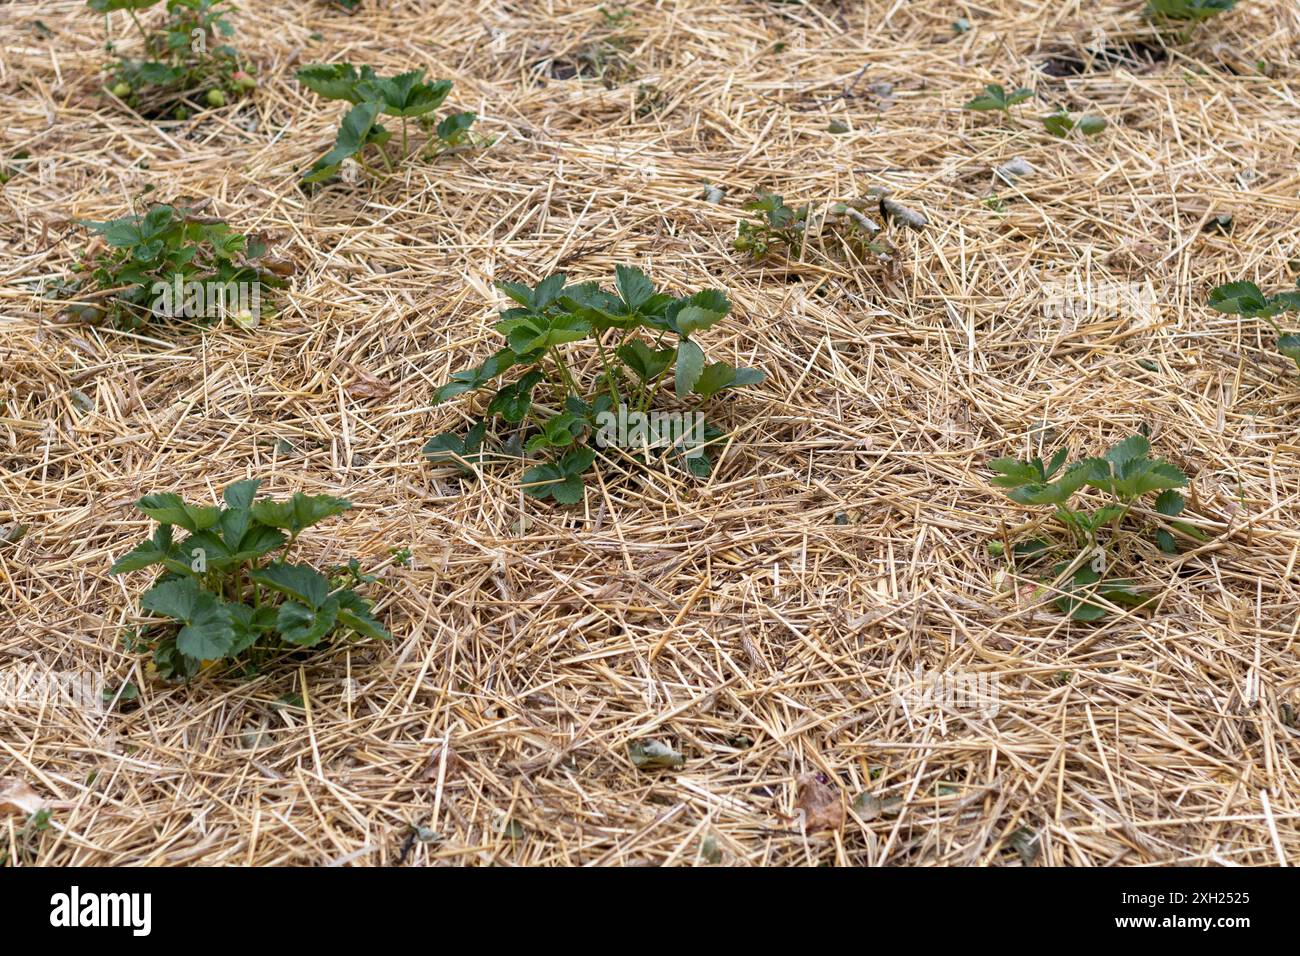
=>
[643,367,669,413]
[126,9,153,52]
[552,348,580,397]
[594,334,623,408]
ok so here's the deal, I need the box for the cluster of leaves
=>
[1146,0,1238,23]
[734,191,809,258]
[734,191,894,261]
[1041,110,1107,138]
[110,480,390,681]
[90,0,255,118]
[296,64,478,184]
[64,201,285,329]
[964,83,1033,116]
[989,434,1202,620]
[966,84,1109,140]
[1208,280,1300,370]
[425,267,764,502]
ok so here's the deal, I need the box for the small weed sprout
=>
[425,267,765,502]
[734,191,809,258]
[963,83,1034,118]
[296,64,481,184]
[110,480,390,681]
[734,191,891,262]
[89,0,256,118]
[989,433,1202,620]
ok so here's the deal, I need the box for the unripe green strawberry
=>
[111,81,131,98]
[206,88,226,108]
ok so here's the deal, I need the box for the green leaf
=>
[965,84,1032,113]
[1276,334,1300,369]
[1053,566,1149,622]
[487,370,545,423]
[432,349,517,404]
[532,274,567,309]
[1154,489,1185,517]
[302,101,383,184]
[674,305,726,337]
[424,432,466,461]
[1208,281,1271,317]
[1077,115,1107,136]
[562,446,596,475]
[691,362,736,399]
[276,596,340,647]
[989,457,1045,487]
[521,462,566,500]
[110,524,188,575]
[435,110,476,145]
[139,579,237,660]
[616,340,675,382]
[1042,111,1074,137]
[251,562,331,608]
[250,493,351,536]
[521,447,595,504]
[1105,434,1151,470]
[525,412,581,453]
[357,71,451,117]
[225,603,269,656]
[336,590,390,640]
[296,63,376,103]
[1045,447,1069,479]
[675,339,705,398]
[222,478,261,511]
[136,493,220,533]
[615,265,655,311]
[229,523,287,561]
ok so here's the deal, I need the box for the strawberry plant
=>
[988,434,1201,621]
[110,480,390,681]
[734,192,891,262]
[89,0,255,119]
[1207,280,1300,370]
[734,191,809,258]
[963,83,1033,117]
[296,64,479,184]
[424,267,764,502]
[60,201,287,329]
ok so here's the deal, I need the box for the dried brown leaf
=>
[0,777,45,818]
[795,772,844,831]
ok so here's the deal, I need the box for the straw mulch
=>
[1,0,1298,866]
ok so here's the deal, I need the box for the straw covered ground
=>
[1,0,1299,866]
